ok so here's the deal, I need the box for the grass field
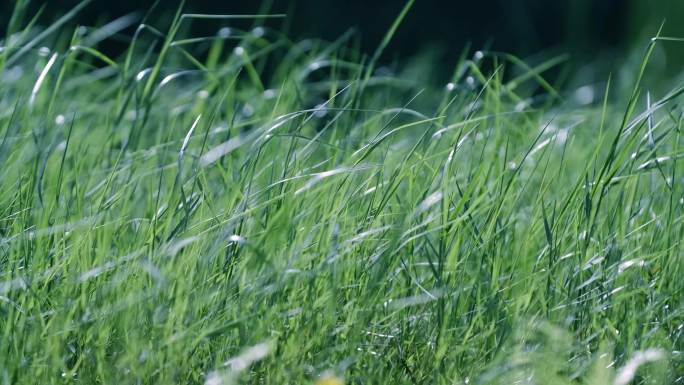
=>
[1,1,683,384]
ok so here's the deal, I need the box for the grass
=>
[0,2,683,384]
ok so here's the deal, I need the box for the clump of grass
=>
[0,1,682,384]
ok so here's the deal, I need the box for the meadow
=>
[0,1,682,384]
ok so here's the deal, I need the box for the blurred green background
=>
[2,0,683,82]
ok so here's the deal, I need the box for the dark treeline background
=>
[2,0,683,80]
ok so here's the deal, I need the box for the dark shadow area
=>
[2,0,683,80]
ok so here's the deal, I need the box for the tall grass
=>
[0,2,682,384]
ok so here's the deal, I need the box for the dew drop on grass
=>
[466,76,475,87]
[252,27,265,38]
[228,234,245,243]
[309,61,323,71]
[241,103,254,117]
[314,103,327,118]
[233,46,245,56]
[446,82,455,91]
[197,89,210,99]
[574,85,594,105]
[38,47,51,57]
[55,114,66,125]
[218,27,231,38]
[135,69,150,82]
